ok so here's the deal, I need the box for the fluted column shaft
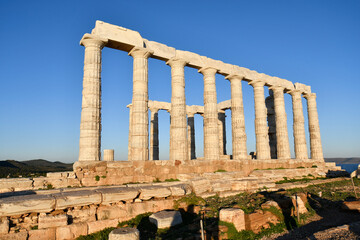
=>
[227,75,247,160]
[187,113,196,160]
[167,58,188,161]
[129,47,153,161]
[218,111,227,155]
[199,67,220,161]
[289,90,308,159]
[78,35,107,162]
[265,92,277,159]
[271,86,291,159]
[149,108,159,160]
[127,104,132,160]
[249,81,271,160]
[304,93,324,160]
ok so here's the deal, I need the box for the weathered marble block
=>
[149,210,182,229]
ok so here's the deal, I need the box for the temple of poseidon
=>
[0,21,344,240]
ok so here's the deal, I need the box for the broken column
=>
[78,34,108,162]
[227,75,247,160]
[304,93,324,160]
[249,80,271,160]
[128,47,153,161]
[167,58,188,162]
[289,90,308,160]
[199,67,220,161]
[103,149,114,161]
[270,86,291,159]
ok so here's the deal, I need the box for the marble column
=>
[270,86,291,159]
[265,90,277,159]
[226,75,247,160]
[127,104,132,160]
[149,108,159,160]
[249,80,271,160]
[199,67,220,161]
[78,34,108,162]
[304,93,324,160]
[187,112,196,160]
[128,47,153,161]
[218,111,227,155]
[167,58,188,161]
[289,90,308,160]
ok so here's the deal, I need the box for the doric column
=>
[226,75,247,160]
[167,58,188,161]
[149,108,159,160]
[249,80,271,160]
[127,104,132,160]
[304,93,324,160]
[218,111,227,155]
[289,90,308,159]
[199,67,220,161]
[128,47,153,161]
[187,112,196,160]
[265,90,277,159]
[78,34,108,162]
[270,86,291,159]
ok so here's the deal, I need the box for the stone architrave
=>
[270,86,291,159]
[128,47,153,161]
[265,90,277,159]
[249,80,271,160]
[226,75,247,160]
[289,90,308,159]
[78,34,108,162]
[304,93,324,160]
[187,112,196,160]
[149,108,159,160]
[218,111,227,155]
[167,58,188,162]
[199,67,220,161]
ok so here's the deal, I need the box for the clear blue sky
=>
[0,0,359,163]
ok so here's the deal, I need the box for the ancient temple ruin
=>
[77,21,323,166]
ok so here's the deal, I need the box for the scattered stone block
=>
[87,219,119,234]
[54,190,102,209]
[0,231,28,240]
[246,210,279,233]
[28,228,56,240]
[38,214,67,229]
[67,206,96,223]
[55,222,87,240]
[149,210,182,229]
[109,228,139,240]
[0,217,9,234]
[291,195,308,215]
[95,187,139,204]
[97,205,127,220]
[0,195,55,216]
[139,186,171,200]
[219,208,245,231]
[342,201,360,211]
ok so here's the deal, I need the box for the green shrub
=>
[95,175,100,181]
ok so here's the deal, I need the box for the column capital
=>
[225,74,244,81]
[287,89,302,96]
[166,57,188,68]
[198,66,218,76]
[80,34,108,48]
[128,47,153,59]
[248,80,265,88]
[149,107,159,114]
[304,93,317,100]
[269,85,285,92]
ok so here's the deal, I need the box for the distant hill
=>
[0,159,73,178]
[325,158,360,164]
